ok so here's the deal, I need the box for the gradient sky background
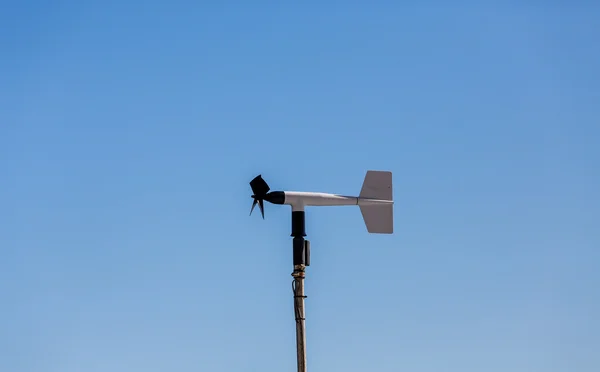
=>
[1,2,599,372]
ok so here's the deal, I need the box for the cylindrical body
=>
[284,191,358,209]
[291,211,307,237]
[293,266,307,372]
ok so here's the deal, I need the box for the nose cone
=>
[250,175,270,196]
[264,191,285,205]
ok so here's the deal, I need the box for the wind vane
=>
[249,170,394,372]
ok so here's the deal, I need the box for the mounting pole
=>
[291,210,310,372]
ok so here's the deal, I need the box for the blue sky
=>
[1,2,599,372]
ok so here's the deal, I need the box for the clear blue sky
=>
[1,2,599,372]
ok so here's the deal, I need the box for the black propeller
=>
[250,175,270,219]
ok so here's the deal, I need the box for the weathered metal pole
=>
[292,264,307,372]
[291,211,310,372]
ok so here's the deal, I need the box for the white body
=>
[284,191,393,211]
[286,170,394,234]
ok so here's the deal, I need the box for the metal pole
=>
[291,211,309,372]
[292,264,307,372]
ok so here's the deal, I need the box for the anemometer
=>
[249,170,394,372]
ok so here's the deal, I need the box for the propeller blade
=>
[249,175,269,219]
[250,175,270,197]
[259,199,265,219]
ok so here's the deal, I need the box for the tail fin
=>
[359,170,393,234]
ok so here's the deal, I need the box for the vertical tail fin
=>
[359,171,393,234]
